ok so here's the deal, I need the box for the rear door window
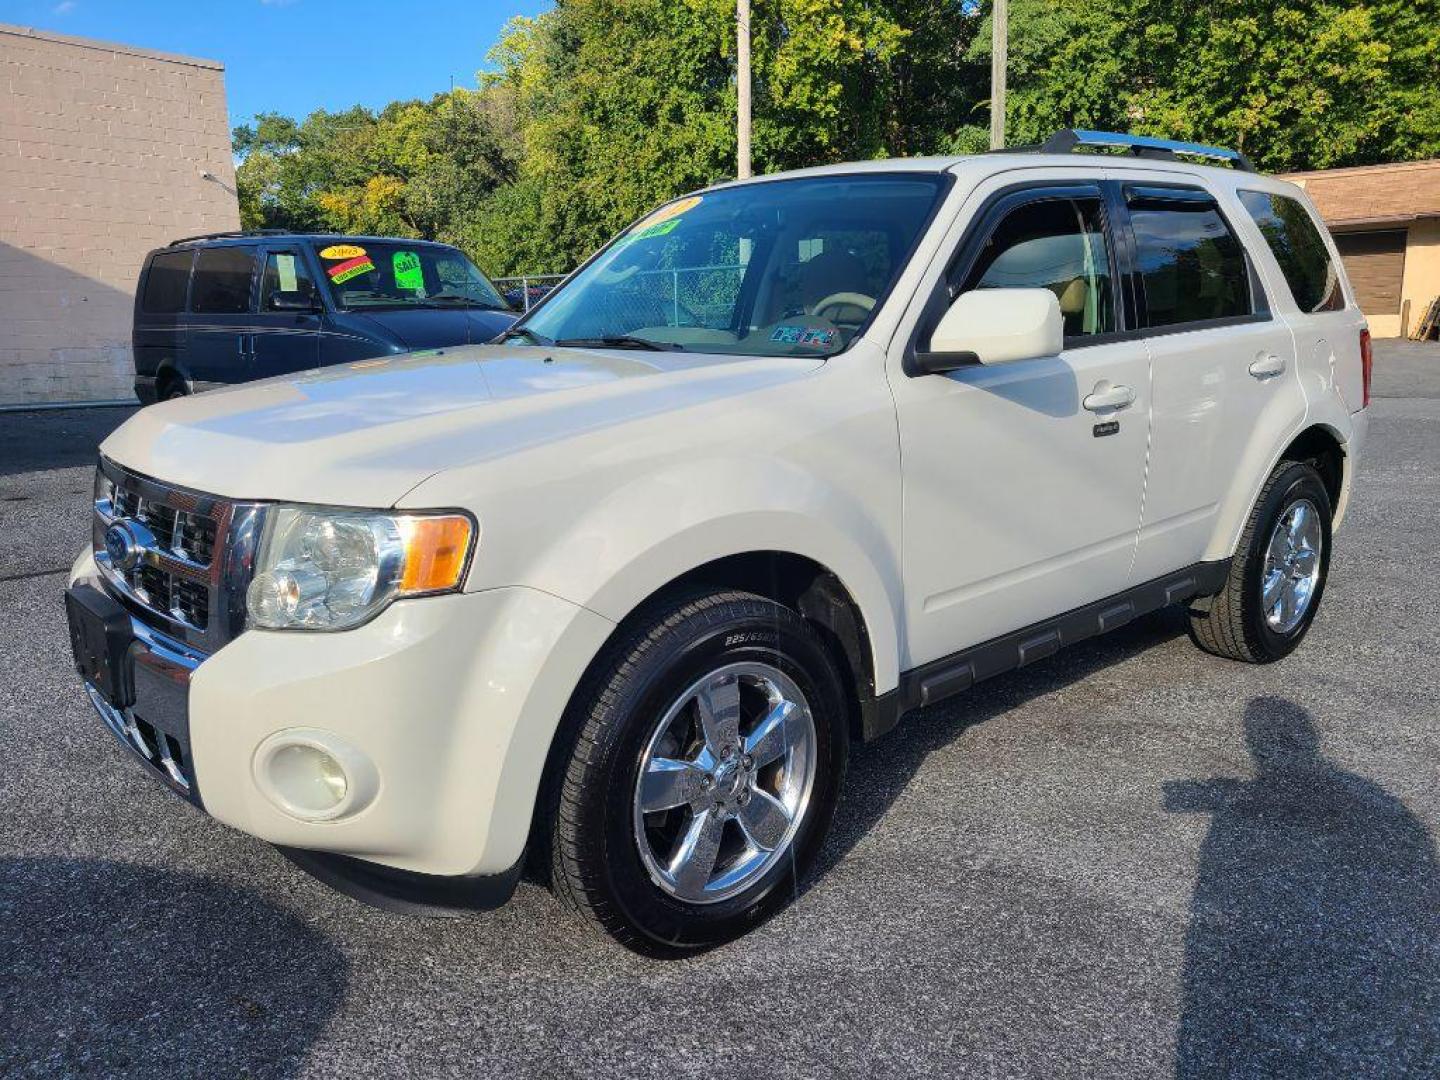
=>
[1125,186,1253,328]
[190,246,257,314]
[141,250,194,314]
[259,251,317,311]
[1237,190,1345,313]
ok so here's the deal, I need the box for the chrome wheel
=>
[632,662,817,904]
[1261,498,1323,634]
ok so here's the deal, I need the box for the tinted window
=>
[1126,187,1252,328]
[190,246,257,314]
[259,251,317,310]
[960,195,1116,338]
[141,250,193,314]
[1238,190,1345,313]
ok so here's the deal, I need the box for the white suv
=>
[66,130,1370,954]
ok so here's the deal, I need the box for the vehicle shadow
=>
[0,856,347,1078]
[818,606,1190,874]
[1166,696,1440,1077]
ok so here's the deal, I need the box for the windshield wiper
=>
[495,325,554,346]
[554,335,683,352]
[418,296,508,311]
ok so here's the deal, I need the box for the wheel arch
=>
[154,362,192,399]
[525,548,890,884]
[1280,423,1345,514]
[1206,418,1353,562]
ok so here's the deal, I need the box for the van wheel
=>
[546,590,847,956]
[158,375,189,402]
[1188,460,1332,663]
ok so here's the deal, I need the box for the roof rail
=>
[168,229,293,246]
[1039,129,1254,172]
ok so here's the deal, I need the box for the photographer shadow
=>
[1166,697,1440,1077]
[0,856,347,1078]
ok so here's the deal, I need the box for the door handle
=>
[1249,353,1286,378]
[1083,381,1136,412]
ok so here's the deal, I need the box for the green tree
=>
[235,0,1440,277]
[234,92,512,241]
[963,0,1440,171]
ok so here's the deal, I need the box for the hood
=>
[352,307,516,349]
[101,344,824,507]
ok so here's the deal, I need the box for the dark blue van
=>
[132,231,517,402]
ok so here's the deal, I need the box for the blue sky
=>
[0,0,551,129]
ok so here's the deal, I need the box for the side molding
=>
[862,560,1231,741]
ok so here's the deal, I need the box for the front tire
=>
[546,590,848,956]
[1188,460,1332,663]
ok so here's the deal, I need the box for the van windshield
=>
[515,173,948,356]
[312,241,508,312]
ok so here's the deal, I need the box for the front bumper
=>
[69,550,615,887]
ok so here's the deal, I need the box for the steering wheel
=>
[810,291,876,323]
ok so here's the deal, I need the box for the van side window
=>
[1237,190,1345,314]
[960,196,1116,338]
[259,251,316,310]
[142,250,193,314]
[1126,186,1252,328]
[191,247,257,314]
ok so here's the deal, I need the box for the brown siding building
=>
[1279,159,1440,339]
[1,23,238,406]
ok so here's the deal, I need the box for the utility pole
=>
[737,0,752,178]
[990,0,1008,150]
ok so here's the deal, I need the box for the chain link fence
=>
[492,274,567,312]
[497,264,747,330]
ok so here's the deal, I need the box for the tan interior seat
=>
[1053,276,1088,315]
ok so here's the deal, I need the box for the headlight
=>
[246,507,475,631]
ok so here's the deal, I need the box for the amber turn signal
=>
[399,514,474,593]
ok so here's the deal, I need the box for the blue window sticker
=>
[799,328,837,348]
[770,325,804,344]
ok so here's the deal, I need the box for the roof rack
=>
[168,229,294,246]
[1038,129,1254,172]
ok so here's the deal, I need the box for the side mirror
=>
[913,288,1064,375]
[269,290,319,313]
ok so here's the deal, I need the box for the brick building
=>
[1,23,238,406]
[1280,159,1440,338]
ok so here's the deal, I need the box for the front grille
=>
[172,579,209,627]
[93,458,265,652]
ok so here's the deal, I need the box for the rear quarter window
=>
[1238,190,1346,314]
[141,250,194,314]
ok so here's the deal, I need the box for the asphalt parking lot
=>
[2,340,1438,1078]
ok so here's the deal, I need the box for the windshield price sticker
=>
[628,195,702,235]
[327,255,376,285]
[393,251,425,291]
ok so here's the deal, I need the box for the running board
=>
[863,560,1231,740]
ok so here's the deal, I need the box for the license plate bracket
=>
[66,583,136,709]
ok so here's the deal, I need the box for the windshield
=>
[312,241,508,312]
[517,174,949,356]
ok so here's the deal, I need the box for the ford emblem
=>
[104,520,151,571]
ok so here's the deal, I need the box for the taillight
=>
[1359,328,1373,409]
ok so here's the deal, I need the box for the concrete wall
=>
[0,24,239,406]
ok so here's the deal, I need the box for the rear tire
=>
[158,374,189,402]
[545,589,848,956]
[1188,460,1332,663]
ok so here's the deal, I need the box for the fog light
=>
[270,744,347,814]
[253,730,379,822]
